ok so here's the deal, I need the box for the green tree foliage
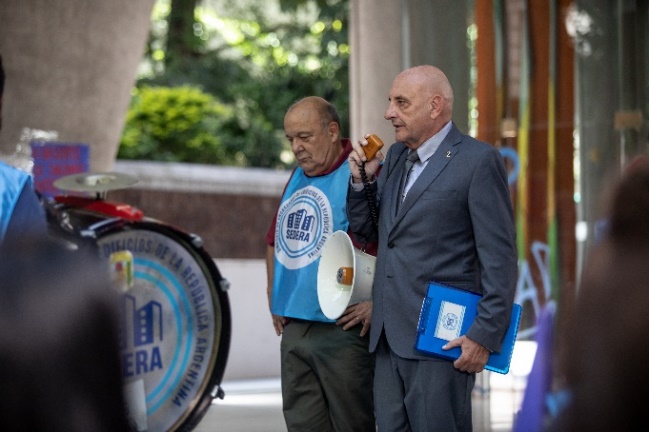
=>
[118,86,282,166]
[119,0,350,168]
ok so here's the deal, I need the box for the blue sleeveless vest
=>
[0,162,31,242]
[271,162,351,322]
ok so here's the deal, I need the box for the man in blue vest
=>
[265,96,376,431]
[0,55,47,243]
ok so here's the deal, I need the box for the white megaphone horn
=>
[317,230,376,319]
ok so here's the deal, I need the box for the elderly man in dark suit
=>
[347,65,517,431]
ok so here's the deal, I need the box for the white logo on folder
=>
[434,301,465,341]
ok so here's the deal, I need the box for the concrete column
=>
[0,0,155,171]
[349,0,403,147]
[407,0,471,134]
[350,0,471,149]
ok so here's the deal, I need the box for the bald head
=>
[385,65,455,148]
[397,65,454,119]
[284,96,343,176]
[286,96,341,131]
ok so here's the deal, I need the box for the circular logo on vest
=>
[275,185,334,270]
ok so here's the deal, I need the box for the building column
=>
[0,0,155,171]
[349,0,403,146]
[349,0,471,149]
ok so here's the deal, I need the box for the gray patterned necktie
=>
[398,150,420,208]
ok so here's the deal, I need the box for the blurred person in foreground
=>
[0,54,47,244]
[265,96,376,431]
[0,237,133,432]
[347,65,517,431]
[551,157,649,431]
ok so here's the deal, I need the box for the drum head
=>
[94,220,231,432]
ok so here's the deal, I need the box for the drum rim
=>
[50,207,232,432]
[98,220,232,432]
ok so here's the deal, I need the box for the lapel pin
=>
[446,150,451,158]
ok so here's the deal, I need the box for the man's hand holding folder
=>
[442,335,490,374]
[415,281,521,375]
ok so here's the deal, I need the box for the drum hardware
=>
[44,195,144,251]
[53,171,139,200]
[210,385,225,399]
[48,172,143,242]
[189,232,204,248]
[53,195,144,221]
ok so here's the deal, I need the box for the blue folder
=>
[415,281,522,374]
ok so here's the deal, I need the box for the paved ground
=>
[194,379,286,432]
[193,371,529,432]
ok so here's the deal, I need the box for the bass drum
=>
[46,197,231,432]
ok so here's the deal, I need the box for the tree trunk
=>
[166,0,200,68]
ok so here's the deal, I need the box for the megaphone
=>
[317,230,376,319]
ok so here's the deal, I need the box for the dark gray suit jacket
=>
[347,123,517,359]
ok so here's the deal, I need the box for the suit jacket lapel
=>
[390,127,462,231]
